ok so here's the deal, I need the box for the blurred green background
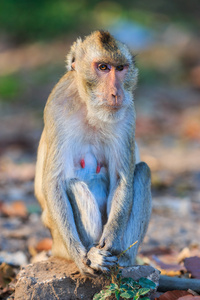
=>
[0,0,199,42]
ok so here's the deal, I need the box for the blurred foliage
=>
[0,75,23,101]
[0,0,100,42]
[0,0,199,43]
[138,67,168,86]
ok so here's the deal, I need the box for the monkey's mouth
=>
[102,104,122,111]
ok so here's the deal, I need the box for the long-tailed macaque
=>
[35,31,152,277]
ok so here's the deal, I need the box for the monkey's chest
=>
[74,151,109,213]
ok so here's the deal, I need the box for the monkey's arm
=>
[99,178,133,253]
[99,161,151,257]
[42,147,96,276]
[98,145,135,254]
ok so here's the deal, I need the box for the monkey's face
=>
[70,31,138,123]
[78,60,137,123]
[93,62,128,107]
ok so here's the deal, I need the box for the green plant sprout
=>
[93,241,156,300]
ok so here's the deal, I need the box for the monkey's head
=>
[66,31,138,123]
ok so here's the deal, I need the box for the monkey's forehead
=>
[81,31,133,65]
[83,44,133,66]
[91,55,129,66]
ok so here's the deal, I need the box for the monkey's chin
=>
[90,106,127,124]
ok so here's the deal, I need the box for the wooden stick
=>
[158,275,200,293]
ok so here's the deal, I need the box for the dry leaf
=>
[36,238,52,252]
[0,263,15,288]
[159,270,183,277]
[156,290,192,300]
[183,120,200,140]
[141,247,173,257]
[152,255,185,272]
[184,256,200,279]
[1,201,27,218]
[178,296,200,300]
[177,248,191,263]
[28,246,38,257]
[4,226,32,239]
[190,65,200,88]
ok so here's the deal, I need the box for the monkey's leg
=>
[119,162,152,266]
[67,178,103,248]
[67,179,118,273]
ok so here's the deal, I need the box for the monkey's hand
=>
[71,249,100,278]
[76,258,99,278]
[83,246,118,274]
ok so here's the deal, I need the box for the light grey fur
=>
[35,31,152,277]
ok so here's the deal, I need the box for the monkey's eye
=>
[116,65,124,71]
[98,64,108,71]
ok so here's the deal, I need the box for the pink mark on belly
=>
[96,163,101,174]
[80,159,85,168]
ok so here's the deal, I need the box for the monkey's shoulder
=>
[45,72,80,113]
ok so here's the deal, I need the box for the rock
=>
[121,265,160,287]
[14,257,160,300]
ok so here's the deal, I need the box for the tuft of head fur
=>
[99,30,111,44]
[98,30,118,53]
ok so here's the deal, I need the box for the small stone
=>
[121,265,160,288]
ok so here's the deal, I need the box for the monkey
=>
[34,30,152,277]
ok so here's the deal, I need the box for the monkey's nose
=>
[112,94,117,98]
[111,94,121,106]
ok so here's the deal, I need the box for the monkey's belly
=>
[74,152,109,213]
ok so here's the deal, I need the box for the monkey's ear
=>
[66,38,82,71]
[131,53,136,65]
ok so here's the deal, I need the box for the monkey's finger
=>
[101,258,118,266]
[83,271,98,278]
[99,243,122,256]
[99,250,118,260]
[105,256,118,263]
[80,265,98,278]
[97,266,110,274]
[96,250,118,263]
[97,249,112,256]
[89,256,118,270]
[97,239,105,249]
[100,254,118,264]
[90,263,111,273]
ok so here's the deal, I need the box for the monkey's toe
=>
[86,246,118,272]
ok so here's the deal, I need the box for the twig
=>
[118,241,138,259]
